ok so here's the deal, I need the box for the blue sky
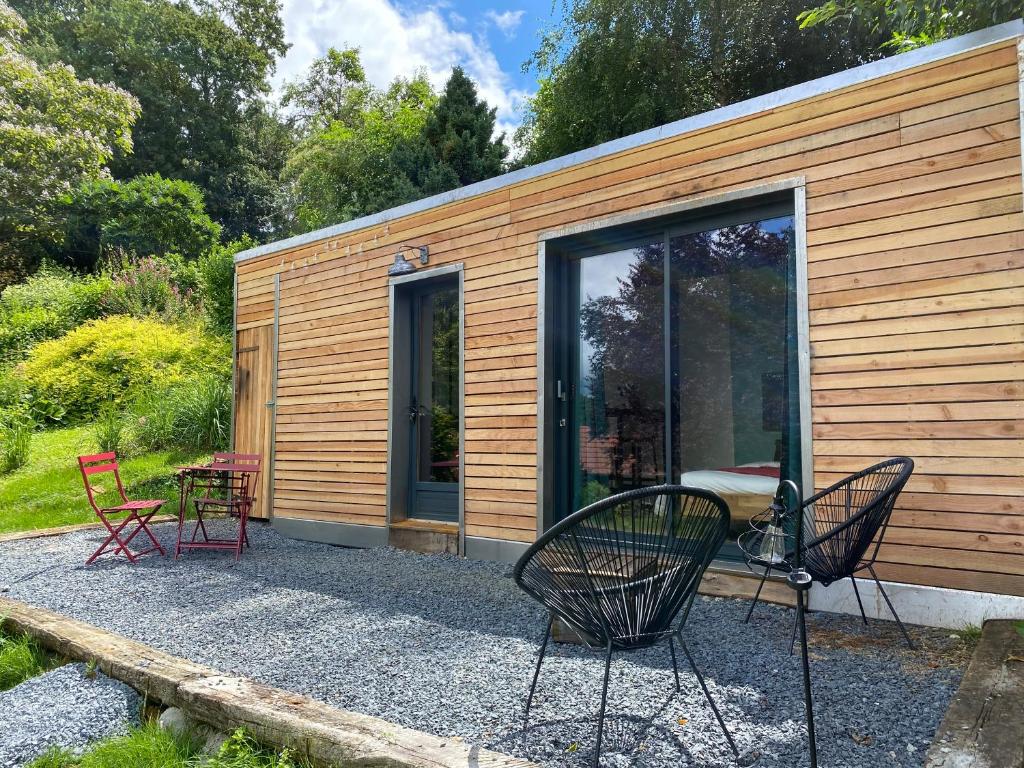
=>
[273,0,561,141]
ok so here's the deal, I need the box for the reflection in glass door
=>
[558,208,800,556]
[409,282,460,521]
[670,216,798,544]
[572,240,665,511]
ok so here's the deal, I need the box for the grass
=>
[0,425,205,535]
[27,723,312,768]
[954,623,984,649]
[0,625,57,691]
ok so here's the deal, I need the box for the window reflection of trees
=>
[429,290,459,482]
[578,243,665,505]
[671,221,792,474]
[575,220,793,508]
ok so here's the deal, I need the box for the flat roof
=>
[235,19,1024,264]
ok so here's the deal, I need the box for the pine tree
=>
[395,67,508,196]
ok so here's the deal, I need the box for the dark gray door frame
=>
[386,263,465,545]
[536,180,812,537]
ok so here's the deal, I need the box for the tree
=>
[282,58,510,232]
[63,174,221,270]
[280,47,372,136]
[798,0,1021,50]
[0,1,140,286]
[12,0,290,240]
[394,67,509,195]
[282,54,437,231]
[516,0,890,164]
[200,236,254,335]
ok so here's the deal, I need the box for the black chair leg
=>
[745,565,772,623]
[524,614,553,728]
[593,642,613,768]
[668,636,681,692]
[850,575,868,625]
[867,565,915,650]
[676,634,739,756]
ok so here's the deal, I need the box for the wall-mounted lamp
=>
[387,244,429,276]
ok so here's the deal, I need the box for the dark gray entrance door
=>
[408,281,460,521]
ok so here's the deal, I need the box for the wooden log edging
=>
[925,619,1024,768]
[0,597,537,768]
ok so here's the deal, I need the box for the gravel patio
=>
[0,522,965,768]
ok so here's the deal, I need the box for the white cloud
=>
[273,0,530,140]
[485,9,525,38]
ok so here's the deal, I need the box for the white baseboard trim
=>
[807,576,1024,630]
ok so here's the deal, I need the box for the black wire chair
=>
[746,457,916,650]
[513,485,738,767]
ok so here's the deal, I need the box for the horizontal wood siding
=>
[236,38,1024,593]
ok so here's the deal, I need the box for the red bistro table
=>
[175,462,258,560]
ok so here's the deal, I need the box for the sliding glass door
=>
[556,204,801,553]
[572,239,665,509]
[669,215,799,542]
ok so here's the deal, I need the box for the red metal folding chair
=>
[78,452,167,565]
[177,452,261,561]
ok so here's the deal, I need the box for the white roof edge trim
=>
[235,19,1024,264]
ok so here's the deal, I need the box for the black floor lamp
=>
[787,568,817,768]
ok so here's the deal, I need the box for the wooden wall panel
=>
[235,37,1024,595]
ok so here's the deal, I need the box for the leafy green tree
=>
[12,0,290,240]
[393,67,509,195]
[516,0,889,164]
[62,174,221,269]
[799,0,1020,50]
[283,63,437,231]
[281,47,373,135]
[284,60,509,232]
[0,1,139,286]
[200,236,255,335]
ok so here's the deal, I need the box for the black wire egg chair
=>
[513,485,739,767]
[745,457,916,650]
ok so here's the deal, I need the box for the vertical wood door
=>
[234,325,274,519]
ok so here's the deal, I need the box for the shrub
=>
[102,255,201,322]
[0,267,113,363]
[62,174,222,270]
[167,374,231,452]
[0,365,27,410]
[200,237,251,336]
[18,316,230,424]
[0,408,33,474]
[130,387,178,453]
[94,404,125,454]
[131,372,231,453]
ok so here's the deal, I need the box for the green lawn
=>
[28,723,310,768]
[0,426,204,535]
[0,626,56,691]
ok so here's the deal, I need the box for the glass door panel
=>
[669,216,797,547]
[410,283,459,521]
[571,241,665,513]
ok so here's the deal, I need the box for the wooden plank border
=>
[0,597,536,768]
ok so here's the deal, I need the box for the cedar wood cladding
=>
[235,35,1024,596]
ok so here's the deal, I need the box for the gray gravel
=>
[0,663,141,766]
[0,522,964,767]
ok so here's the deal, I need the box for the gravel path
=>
[0,522,964,767]
[0,664,141,767]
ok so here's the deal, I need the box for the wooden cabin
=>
[232,21,1024,628]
